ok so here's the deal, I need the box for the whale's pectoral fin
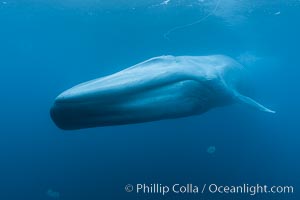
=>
[235,93,276,113]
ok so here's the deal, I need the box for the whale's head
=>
[51,55,275,130]
[50,71,218,130]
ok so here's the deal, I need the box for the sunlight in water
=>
[164,0,222,40]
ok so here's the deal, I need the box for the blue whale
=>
[50,55,275,130]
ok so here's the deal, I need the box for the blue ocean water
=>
[0,0,299,199]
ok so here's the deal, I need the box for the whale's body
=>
[51,55,274,130]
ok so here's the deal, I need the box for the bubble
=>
[274,11,281,15]
[237,52,261,66]
[207,146,216,154]
[46,189,60,199]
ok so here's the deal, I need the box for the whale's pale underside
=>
[50,55,275,130]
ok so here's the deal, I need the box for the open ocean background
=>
[0,0,299,199]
